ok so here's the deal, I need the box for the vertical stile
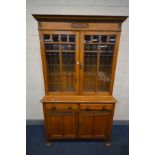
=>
[96,35,101,92]
[59,34,63,92]
[39,32,49,93]
[79,32,84,94]
[75,32,80,95]
[109,32,121,94]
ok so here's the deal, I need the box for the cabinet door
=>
[79,111,112,138]
[46,111,78,138]
[41,31,80,94]
[79,31,119,95]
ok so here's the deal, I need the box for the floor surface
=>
[26,125,129,155]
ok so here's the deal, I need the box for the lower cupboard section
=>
[43,103,114,141]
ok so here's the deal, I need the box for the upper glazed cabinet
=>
[34,15,127,96]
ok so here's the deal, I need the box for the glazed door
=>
[41,31,119,95]
[46,111,78,138]
[79,31,118,95]
[79,111,112,138]
[41,31,80,94]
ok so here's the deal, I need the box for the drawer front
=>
[80,104,113,111]
[46,103,78,111]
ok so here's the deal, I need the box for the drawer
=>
[46,103,78,110]
[80,104,113,111]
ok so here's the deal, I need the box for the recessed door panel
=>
[48,115,64,137]
[93,115,107,137]
[79,111,112,138]
[64,115,77,137]
[79,112,93,137]
[46,111,77,138]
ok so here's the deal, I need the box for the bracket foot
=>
[105,142,111,146]
[46,142,52,146]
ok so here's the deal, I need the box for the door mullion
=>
[59,35,63,92]
[96,39,100,92]
[75,32,80,95]
[79,31,84,95]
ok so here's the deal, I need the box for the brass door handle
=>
[86,107,90,110]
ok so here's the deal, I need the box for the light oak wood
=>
[38,22,121,31]
[75,32,80,95]
[109,32,121,94]
[79,111,112,138]
[42,95,116,103]
[33,14,127,23]
[33,15,127,142]
[80,104,114,111]
[39,31,49,93]
[46,111,78,138]
[46,103,78,110]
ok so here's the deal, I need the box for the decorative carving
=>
[71,23,89,28]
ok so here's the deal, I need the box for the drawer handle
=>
[68,106,72,110]
[51,106,56,110]
[102,107,106,110]
[86,106,91,110]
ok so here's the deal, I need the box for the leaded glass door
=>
[41,31,118,95]
[80,32,118,94]
[42,31,79,94]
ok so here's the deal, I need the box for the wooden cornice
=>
[32,14,128,23]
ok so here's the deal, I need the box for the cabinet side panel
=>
[42,103,50,141]
[109,32,121,94]
[39,31,49,94]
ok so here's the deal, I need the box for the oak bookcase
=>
[33,15,127,143]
